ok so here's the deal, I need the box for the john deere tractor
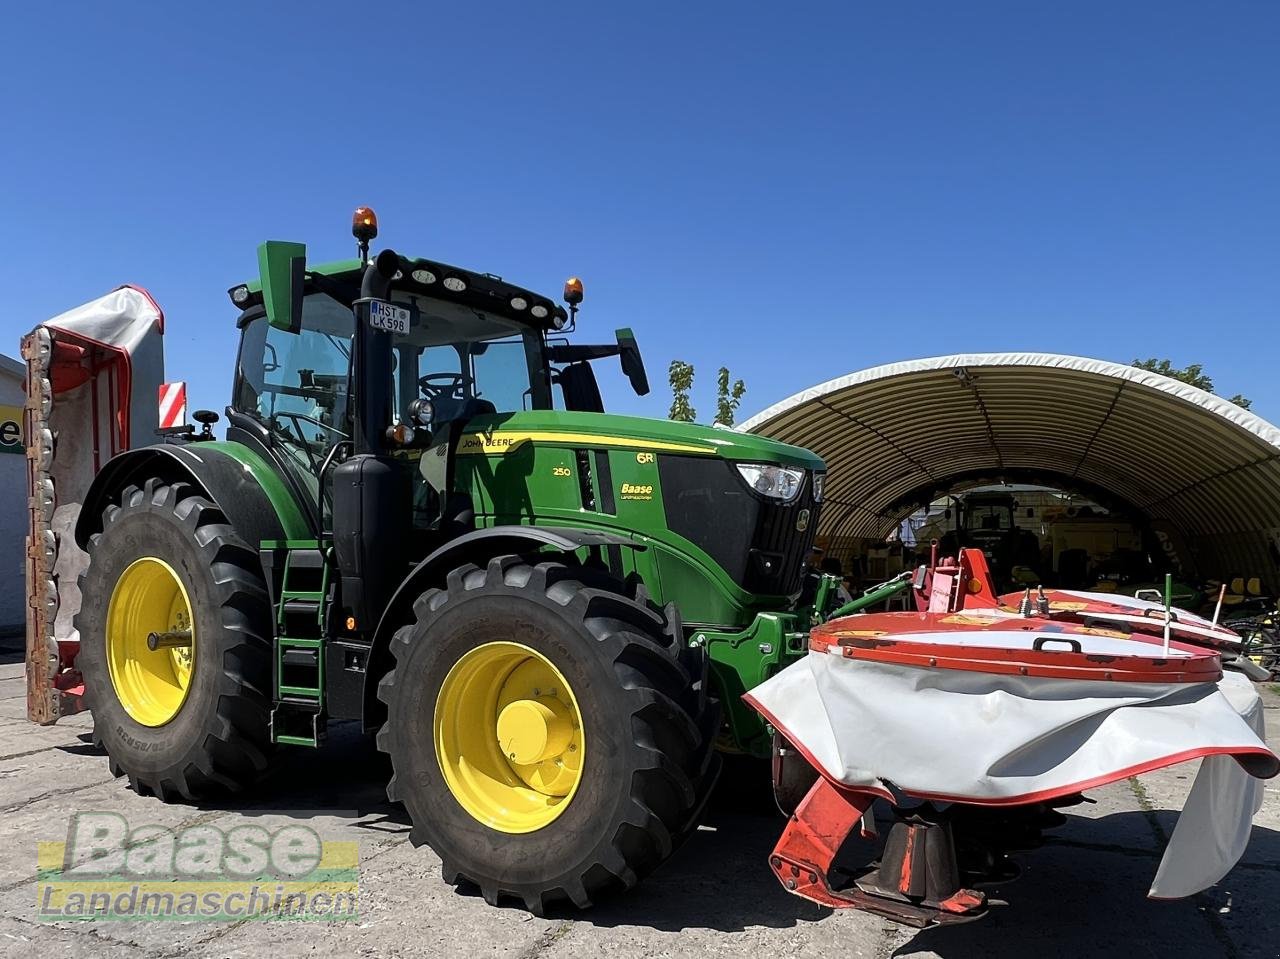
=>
[63,209,827,911]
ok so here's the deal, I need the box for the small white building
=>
[0,354,25,631]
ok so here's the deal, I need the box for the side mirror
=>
[258,240,307,333]
[615,328,650,396]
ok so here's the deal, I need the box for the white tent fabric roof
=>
[740,353,1280,586]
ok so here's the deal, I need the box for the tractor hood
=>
[464,410,825,470]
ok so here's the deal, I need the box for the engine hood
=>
[463,410,825,471]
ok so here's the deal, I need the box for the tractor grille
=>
[658,456,821,597]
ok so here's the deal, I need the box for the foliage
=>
[1131,358,1251,410]
[668,360,696,422]
[715,367,747,426]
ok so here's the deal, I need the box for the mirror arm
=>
[546,343,620,363]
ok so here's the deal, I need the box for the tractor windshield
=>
[964,502,1014,532]
[234,293,554,441]
[232,289,593,522]
[386,293,552,420]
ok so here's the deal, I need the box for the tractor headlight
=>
[735,463,805,503]
[812,472,825,503]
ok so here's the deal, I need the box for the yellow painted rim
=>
[434,641,585,834]
[105,557,196,727]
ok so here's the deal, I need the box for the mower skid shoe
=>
[768,778,986,928]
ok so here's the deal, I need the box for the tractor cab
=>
[227,211,650,542]
[943,491,1041,588]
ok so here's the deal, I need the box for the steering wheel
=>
[418,372,467,401]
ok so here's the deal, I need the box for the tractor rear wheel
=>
[377,556,720,912]
[75,479,274,800]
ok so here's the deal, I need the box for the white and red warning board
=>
[158,381,187,430]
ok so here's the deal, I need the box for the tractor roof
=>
[231,255,568,331]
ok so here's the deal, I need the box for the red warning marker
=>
[158,381,187,430]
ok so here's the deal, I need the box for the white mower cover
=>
[746,632,1276,899]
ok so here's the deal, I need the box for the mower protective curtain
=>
[746,652,1276,899]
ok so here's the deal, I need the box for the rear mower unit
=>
[23,210,1276,927]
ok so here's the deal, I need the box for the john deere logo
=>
[620,483,654,501]
[795,509,810,532]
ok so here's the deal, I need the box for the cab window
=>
[233,294,353,505]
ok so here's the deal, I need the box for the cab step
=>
[270,701,326,747]
[261,540,332,747]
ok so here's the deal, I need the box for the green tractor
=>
[48,209,829,911]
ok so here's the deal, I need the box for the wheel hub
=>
[105,557,197,727]
[434,641,585,834]
[497,697,573,766]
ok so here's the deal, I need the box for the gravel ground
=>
[2,637,1278,959]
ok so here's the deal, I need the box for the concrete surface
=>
[2,636,1278,959]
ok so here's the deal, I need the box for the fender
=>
[361,525,646,730]
[75,442,309,551]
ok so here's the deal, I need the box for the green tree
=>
[714,367,747,426]
[668,360,696,422]
[1131,358,1251,410]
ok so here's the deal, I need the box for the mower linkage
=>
[768,777,990,928]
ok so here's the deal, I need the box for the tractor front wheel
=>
[377,556,719,912]
[75,479,274,800]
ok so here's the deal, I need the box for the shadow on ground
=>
[64,715,1280,945]
[129,731,818,932]
[893,808,1280,959]
[564,756,827,932]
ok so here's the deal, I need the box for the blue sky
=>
[2,2,1276,424]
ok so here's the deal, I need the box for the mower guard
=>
[22,287,165,724]
[749,548,1279,925]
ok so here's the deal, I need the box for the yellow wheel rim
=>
[105,557,196,727]
[434,641,585,834]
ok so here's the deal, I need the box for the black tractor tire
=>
[75,479,274,800]
[376,555,720,912]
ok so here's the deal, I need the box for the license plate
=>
[369,300,410,335]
